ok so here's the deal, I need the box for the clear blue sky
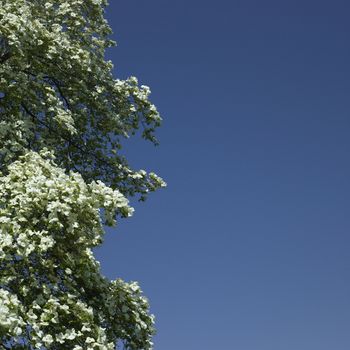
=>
[94,1,350,349]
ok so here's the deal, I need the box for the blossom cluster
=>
[0,0,166,199]
[0,152,155,348]
[0,0,163,348]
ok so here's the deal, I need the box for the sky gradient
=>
[95,1,350,349]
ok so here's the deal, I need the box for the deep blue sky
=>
[95,1,350,349]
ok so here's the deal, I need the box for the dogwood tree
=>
[0,0,165,349]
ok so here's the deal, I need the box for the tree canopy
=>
[0,0,165,199]
[0,0,165,349]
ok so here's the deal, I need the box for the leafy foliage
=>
[0,0,165,199]
[0,0,165,349]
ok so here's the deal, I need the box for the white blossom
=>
[0,0,162,348]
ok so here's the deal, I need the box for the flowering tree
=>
[0,0,165,349]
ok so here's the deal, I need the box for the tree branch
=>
[0,51,11,64]
[21,103,115,176]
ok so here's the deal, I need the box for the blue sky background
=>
[94,1,350,349]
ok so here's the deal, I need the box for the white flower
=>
[43,334,53,345]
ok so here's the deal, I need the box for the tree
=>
[0,0,165,349]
